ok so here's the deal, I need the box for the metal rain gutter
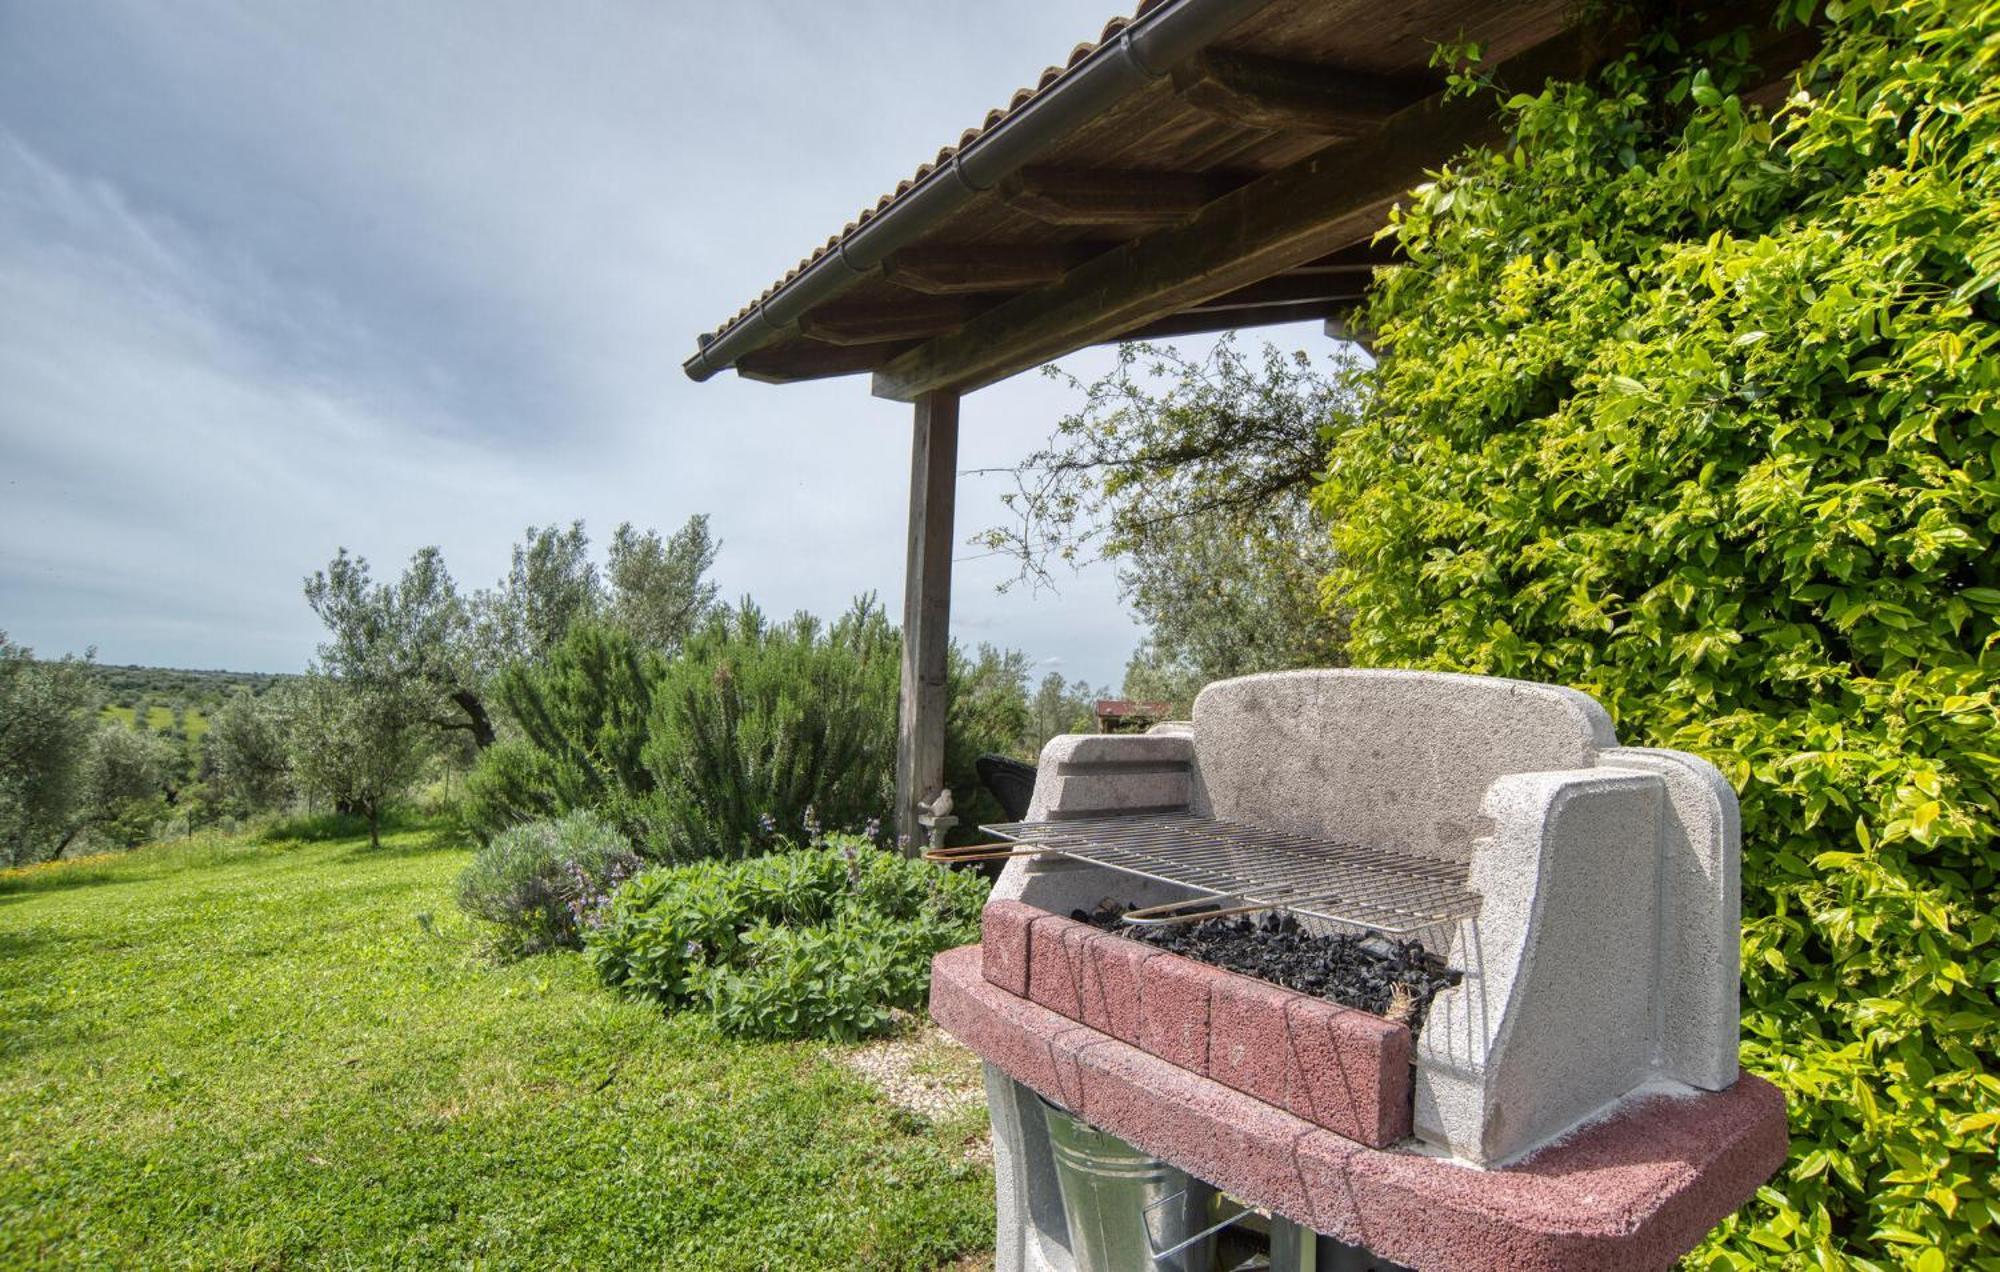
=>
[681,0,1279,383]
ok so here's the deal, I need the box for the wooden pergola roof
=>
[681,0,1805,847]
[683,0,1589,400]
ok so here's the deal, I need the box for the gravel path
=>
[841,1020,987,1123]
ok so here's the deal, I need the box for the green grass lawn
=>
[0,827,994,1269]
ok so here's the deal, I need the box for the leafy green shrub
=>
[584,835,988,1040]
[459,738,558,838]
[455,810,640,957]
[1318,5,2000,1264]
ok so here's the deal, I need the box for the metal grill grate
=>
[979,811,1481,938]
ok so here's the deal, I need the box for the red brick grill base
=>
[984,899,1412,1147]
[932,941,1788,1272]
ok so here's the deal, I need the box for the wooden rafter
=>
[1172,49,1431,137]
[1120,299,1354,343]
[735,338,914,384]
[999,166,1228,226]
[879,244,1088,295]
[796,297,987,346]
[1189,273,1368,310]
[871,21,1628,401]
[1291,240,1401,274]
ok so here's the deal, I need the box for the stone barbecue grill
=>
[929,669,1788,1271]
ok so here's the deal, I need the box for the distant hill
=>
[84,664,293,722]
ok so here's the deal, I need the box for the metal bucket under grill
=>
[1039,1097,1217,1272]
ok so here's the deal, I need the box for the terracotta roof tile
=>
[699,2,1168,347]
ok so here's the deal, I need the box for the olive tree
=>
[207,687,290,813]
[472,522,601,668]
[1026,671,1100,754]
[281,672,431,849]
[76,725,175,850]
[474,518,722,662]
[0,633,98,865]
[307,546,494,749]
[988,338,1359,691]
[606,516,720,652]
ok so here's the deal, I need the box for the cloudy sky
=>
[0,1,1330,689]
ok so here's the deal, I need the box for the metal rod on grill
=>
[976,811,1483,939]
[1120,894,1287,927]
[921,842,1051,864]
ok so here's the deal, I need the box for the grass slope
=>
[98,704,209,740]
[0,829,992,1269]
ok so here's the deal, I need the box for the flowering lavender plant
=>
[563,854,637,933]
[455,810,642,958]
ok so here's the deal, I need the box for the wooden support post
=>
[895,388,960,854]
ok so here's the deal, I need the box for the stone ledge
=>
[983,899,1410,1147]
[933,943,1787,1272]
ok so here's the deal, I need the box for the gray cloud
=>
[0,0,1329,688]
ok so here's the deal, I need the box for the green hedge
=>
[1319,3,1998,1265]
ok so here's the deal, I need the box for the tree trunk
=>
[452,688,497,750]
[367,802,381,850]
[52,823,86,861]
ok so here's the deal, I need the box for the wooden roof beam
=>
[879,244,1090,295]
[1172,49,1432,137]
[796,297,988,346]
[1323,313,1375,354]
[736,338,915,384]
[1291,239,1401,274]
[872,20,1632,402]
[999,166,1228,227]
[1117,299,1354,343]
[1189,273,1367,310]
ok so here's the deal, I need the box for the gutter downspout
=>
[682,0,1278,382]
